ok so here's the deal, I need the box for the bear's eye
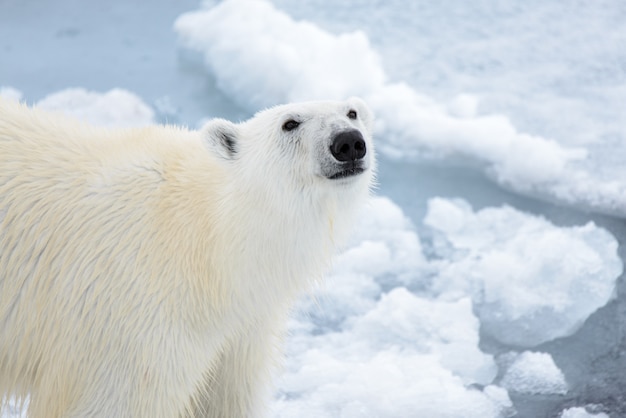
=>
[282,119,301,132]
[347,109,358,120]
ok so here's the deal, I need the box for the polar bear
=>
[0,97,375,418]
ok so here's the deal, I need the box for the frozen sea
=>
[2,0,626,417]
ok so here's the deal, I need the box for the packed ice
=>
[273,199,509,417]
[424,198,621,347]
[271,194,620,416]
[498,351,568,395]
[560,407,610,418]
[1,86,154,127]
[36,88,155,127]
[0,87,22,102]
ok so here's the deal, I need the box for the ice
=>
[175,0,385,109]
[1,86,157,128]
[285,195,619,416]
[271,197,514,417]
[0,87,22,102]
[275,192,622,415]
[277,195,621,414]
[174,0,626,217]
[349,290,496,385]
[0,399,25,418]
[36,88,155,128]
[424,198,622,346]
[560,407,610,418]
[498,351,567,395]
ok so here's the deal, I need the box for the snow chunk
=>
[278,290,506,418]
[425,197,622,346]
[369,82,586,185]
[277,198,510,417]
[306,197,428,328]
[339,197,427,283]
[351,290,496,385]
[0,87,23,102]
[560,406,610,418]
[447,94,480,119]
[175,0,384,109]
[499,351,568,395]
[275,348,506,418]
[36,88,155,127]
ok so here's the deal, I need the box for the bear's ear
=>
[201,118,239,160]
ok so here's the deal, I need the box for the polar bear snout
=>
[325,129,370,180]
[330,129,367,162]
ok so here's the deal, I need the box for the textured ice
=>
[274,195,619,415]
[175,0,384,109]
[36,88,155,127]
[275,198,511,418]
[560,407,610,418]
[1,86,157,128]
[174,0,626,216]
[276,294,509,418]
[303,197,428,327]
[424,197,622,346]
[499,351,567,395]
[0,87,22,102]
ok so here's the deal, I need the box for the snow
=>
[174,0,626,217]
[424,198,621,347]
[0,87,22,102]
[277,289,508,416]
[1,86,155,128]
[36,88,155,127]
[498,351,568,395]
[2,0,626,416]
[560,407,610,418]
[272,195,619,415]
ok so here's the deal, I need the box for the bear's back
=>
[0,100,223,367]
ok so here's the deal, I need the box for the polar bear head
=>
[201,97,375,198]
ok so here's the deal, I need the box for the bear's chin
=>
[327,167,366,180]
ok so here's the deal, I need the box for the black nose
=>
[330,130,367,162]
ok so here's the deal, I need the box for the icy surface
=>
[424,198,622,347]
[0,87,22,102]
[499,351,568,395]
[560,407,610,418]
[272,196,620,415]
[36,88,155,127]
[174,0,626,216]
[276,294,507,418]
[0,86,155,128]
[273,198,510,417]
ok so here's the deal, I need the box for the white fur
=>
[0,97,375,418]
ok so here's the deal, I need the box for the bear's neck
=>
[224,184,337,300]
[163,155,366,330]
